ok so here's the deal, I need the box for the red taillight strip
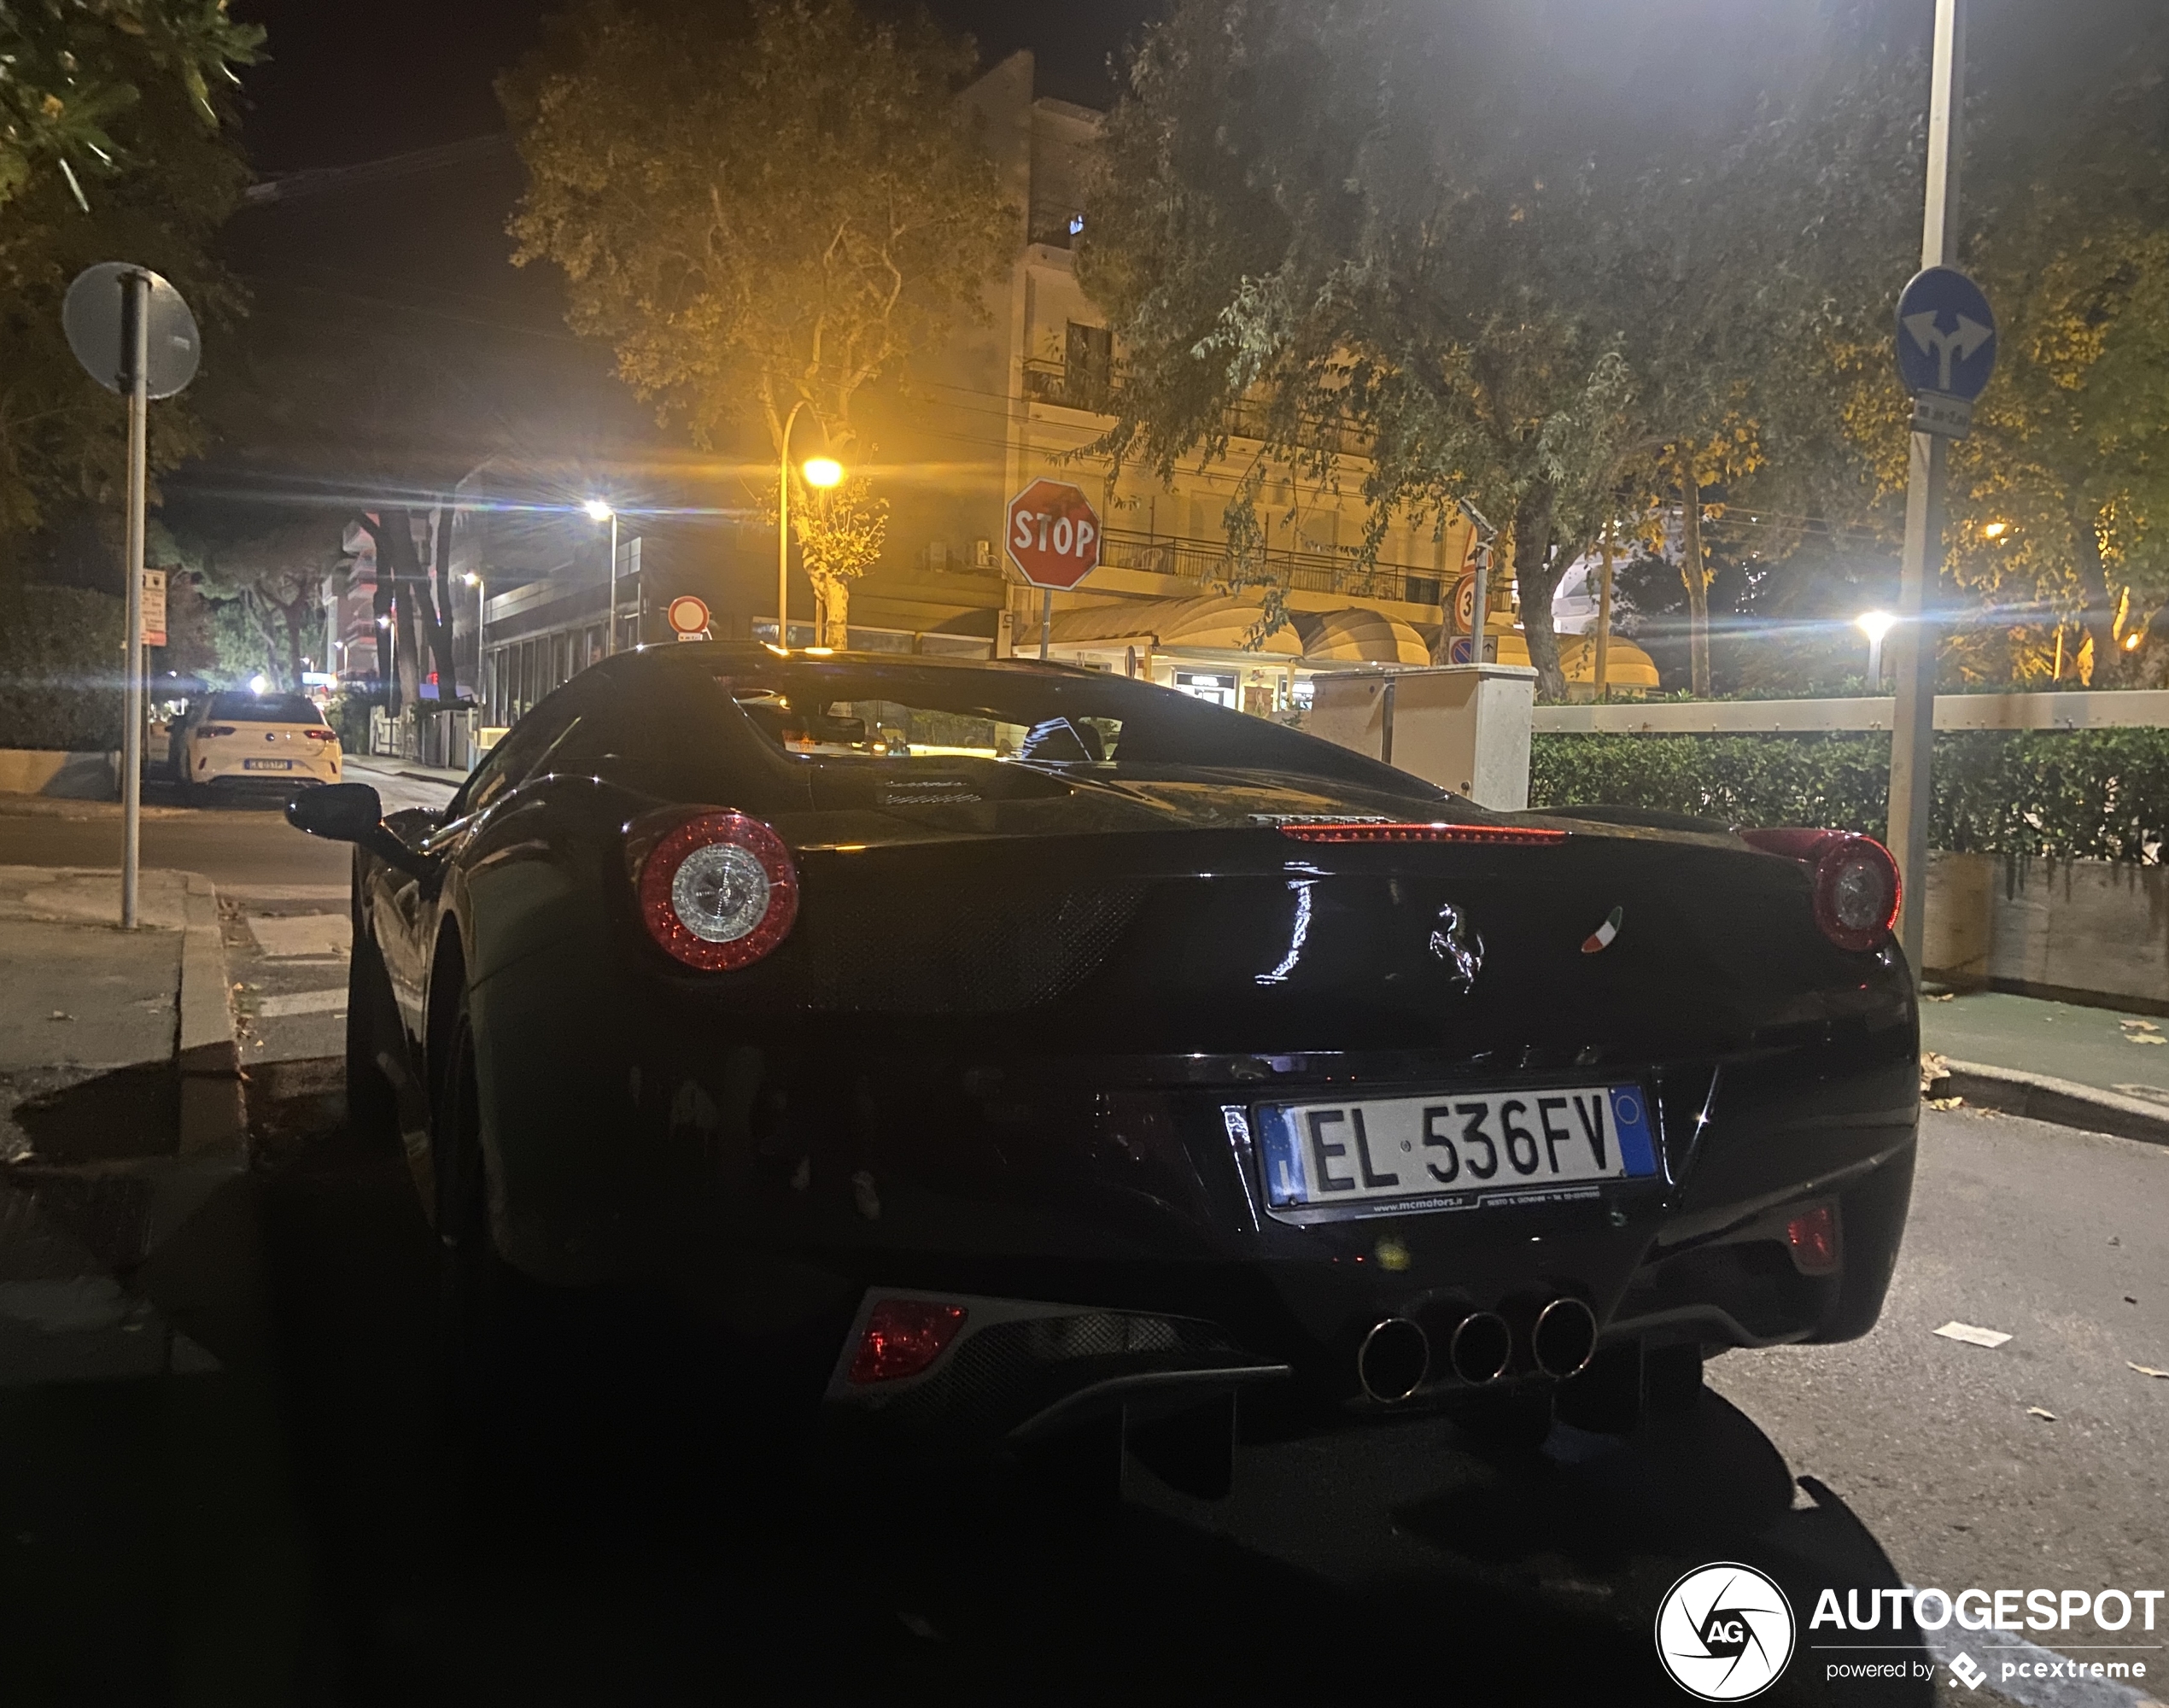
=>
[1277,822,1570,845]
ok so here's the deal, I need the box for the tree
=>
[354,506,463,716]
[796,477,887,646]
[1079,0,1928,700]
[500,0,1014,617]
[1946,45,2169,687]
[0,0,259,222]
[1796,3,2169,690]
[0,14,248,552]
[167,510,344,691]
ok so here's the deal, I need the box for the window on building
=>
[1065,321,1113,404]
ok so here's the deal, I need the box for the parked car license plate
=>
[1255,1085,1657,1218]
[243,758,293,770]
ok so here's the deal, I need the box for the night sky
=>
[227,0,1156,171]
[191,2,1158,493]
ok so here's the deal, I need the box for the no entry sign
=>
[1005,479,1102,591]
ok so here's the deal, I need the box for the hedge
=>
[0,585,124,752]
[1530,729,2169,863]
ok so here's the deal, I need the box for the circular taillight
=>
[1811,834,1900,952]
[638,812,798,970]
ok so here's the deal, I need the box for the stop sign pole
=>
[1004,479,1102,660]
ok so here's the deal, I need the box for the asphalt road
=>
[3,793,2163,1706]
[0,760,458,892]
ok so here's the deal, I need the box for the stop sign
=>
[1005,479,1102,590]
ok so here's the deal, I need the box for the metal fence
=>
[1021,358,1376,460]
[1100,528,1440,610]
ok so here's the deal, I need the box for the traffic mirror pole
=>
[1887,0,1966,986]
[120,272,149,932]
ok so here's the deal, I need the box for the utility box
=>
[1307,664,1538,810]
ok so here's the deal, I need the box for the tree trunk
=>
[427,506,463,698]
[281,598,307,690]
[815,576,851,648]
[2069,501,2121,686]
[1681,472,1710,698]
[1512,488,1568,703]
[359,512,418,715]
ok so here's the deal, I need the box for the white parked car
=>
[172,690,342,798]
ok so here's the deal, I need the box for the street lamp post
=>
[463,570,487,718]
[585,499,618,654]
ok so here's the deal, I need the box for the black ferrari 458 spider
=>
[289,642,1915,1489]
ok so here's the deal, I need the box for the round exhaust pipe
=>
[1530,1296,1598,1378]
[1357,1317,1429,1403]
[1447,1311,1512,1385]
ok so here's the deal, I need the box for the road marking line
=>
[254,987,346,1018]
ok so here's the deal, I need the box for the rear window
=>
[205,693,324,725]
[712,662,1430,791]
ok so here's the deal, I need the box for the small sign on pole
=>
[141,569,167,647]
[1450,571,1477,635]
[1005,479,1102,664]
[666,594,711,640]
[1895,265,1996,441]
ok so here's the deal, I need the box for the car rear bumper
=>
[194,756,341,785]
[491,1021,1915,1436]
[466,922,1918,1436]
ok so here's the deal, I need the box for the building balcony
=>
[1021,358,1377,460]
[1101,528,1441,611]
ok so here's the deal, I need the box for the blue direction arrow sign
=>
[1895,266,1997,401]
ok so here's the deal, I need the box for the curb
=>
[1932,1058,2169,1148]
[176,872,244,1157]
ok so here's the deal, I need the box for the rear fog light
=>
[1786,1204,1839,1274]
[847,1299,967,1384]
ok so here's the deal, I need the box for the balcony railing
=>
[1022,359,1375,459]
[1102,528,1442,610]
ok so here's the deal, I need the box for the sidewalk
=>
[1923,987,2169,1145]
[0,867,314,1701]
[345,752,466,789]
[0,866,244,1380]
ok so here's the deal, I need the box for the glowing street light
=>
[1981,519,2008,539]
[248,673,270,695]
[1857,610,1896,687]
[586,498,622,653]
[801,456,844,488]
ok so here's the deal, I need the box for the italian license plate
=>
[1256,1085,1657,1218]
[243,758,293,770]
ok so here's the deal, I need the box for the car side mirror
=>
[285,783,439,879]
[286,782,383,841]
